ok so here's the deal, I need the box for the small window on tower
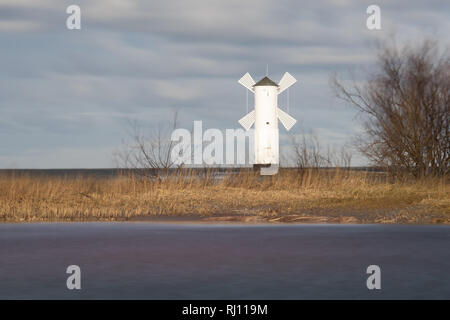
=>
[266,122,269,125]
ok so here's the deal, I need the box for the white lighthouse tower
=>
[238,72,297,171]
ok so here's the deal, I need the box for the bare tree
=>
[114,111,186,177]
[338,145,353,169]
[331,39,449,177]
[289,131,351,169]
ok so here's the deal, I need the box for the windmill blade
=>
[238,110,255,131]
[278,72,297,94]
[238,72,255,93]
[277,107,296,131]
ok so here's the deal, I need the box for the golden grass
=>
[0,169,448,224]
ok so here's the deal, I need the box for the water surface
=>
[1,223,449,299]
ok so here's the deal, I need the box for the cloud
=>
[0,20,42,32]
[0,146,116,169]
[0,0,449,168]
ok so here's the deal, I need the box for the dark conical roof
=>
[253,76,278,87]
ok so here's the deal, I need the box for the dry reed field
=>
[0,169,448,224]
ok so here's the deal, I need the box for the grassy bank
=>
[0,169,448,224]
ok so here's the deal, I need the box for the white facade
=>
[238,72,297,166]
[254,85,279,164]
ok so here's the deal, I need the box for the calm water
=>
[0,223,449,299]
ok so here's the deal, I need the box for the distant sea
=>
[0,167,382,179]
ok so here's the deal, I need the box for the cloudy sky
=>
[0,0,449,168]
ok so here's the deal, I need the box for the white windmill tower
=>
[238,71,297,171]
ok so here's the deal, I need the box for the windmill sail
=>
[238,72,255,93]
[278,72,297,94]
[277,107,296,131]
[238,110,255,131]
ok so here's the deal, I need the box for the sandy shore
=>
[124,210,450,225]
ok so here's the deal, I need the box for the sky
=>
[0,0,449,168]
